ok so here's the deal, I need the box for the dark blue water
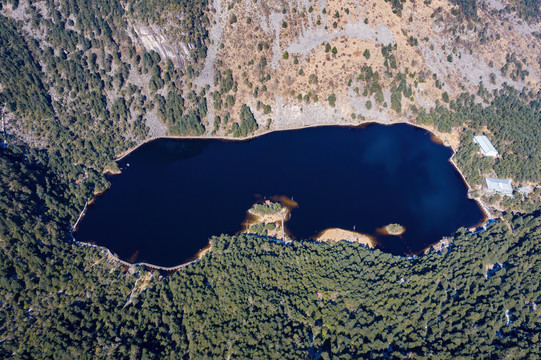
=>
[75,124,484,267]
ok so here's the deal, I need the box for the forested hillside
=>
[0,146,539,358]
[0,0,211,169]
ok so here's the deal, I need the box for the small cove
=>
[75,124,485,267]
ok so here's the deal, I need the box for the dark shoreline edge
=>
[73,122,491,270]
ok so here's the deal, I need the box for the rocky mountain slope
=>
[2,0,539,139]
[0,0,539,212]
[194,0,539,134]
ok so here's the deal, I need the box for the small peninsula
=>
[244,201,290,240]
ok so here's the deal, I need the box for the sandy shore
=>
[315,228,375,248]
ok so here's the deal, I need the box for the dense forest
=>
[0,145,539,358]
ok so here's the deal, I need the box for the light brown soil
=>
[315,228,375,248]
[196,0,538,138]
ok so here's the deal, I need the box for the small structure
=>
[518,185,532,196]
[474,135,498,157]
[75,173,87,185]
[485,177,513,196]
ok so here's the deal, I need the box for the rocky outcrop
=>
[130,22,193,68]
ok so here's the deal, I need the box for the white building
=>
[485,177,513,196]
[474,136,498,157]
[518,185,532,196]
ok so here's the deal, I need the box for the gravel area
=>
[273,21,394,67]
[145,108,168,137]
[248,92,395,134]
[195,0,226,89]
[269,12,286,68]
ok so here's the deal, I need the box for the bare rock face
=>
[130,22,192,68]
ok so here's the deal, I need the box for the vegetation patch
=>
[250,201,283,215]
[384,223,406,235]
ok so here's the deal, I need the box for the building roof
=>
[474,136,498,156]
[485,177,513,194]
[518,185,532,195]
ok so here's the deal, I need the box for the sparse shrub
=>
[328,93,336,106]
[442,92,449,103]
[363,49,370,59]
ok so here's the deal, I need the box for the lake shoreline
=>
[75,121,489,270]
[71,234,212,272]
[114,119,492,223]
[115,119,439,161]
